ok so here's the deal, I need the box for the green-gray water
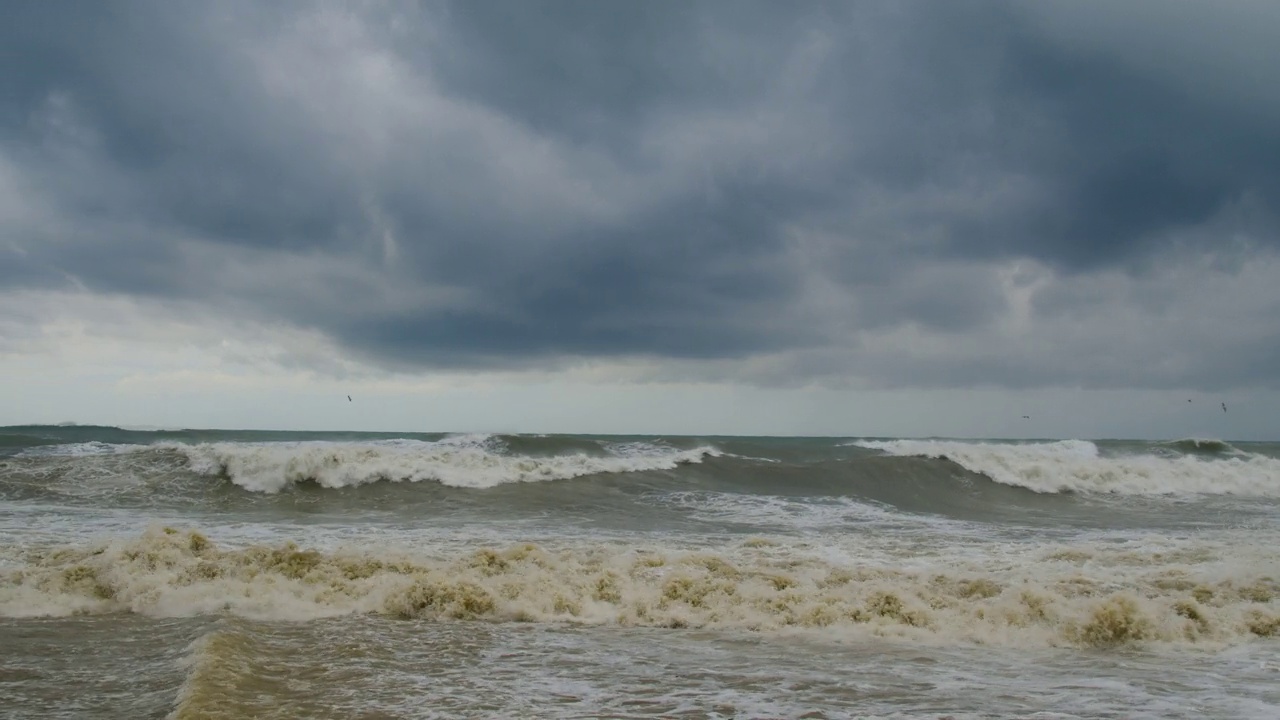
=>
[2,426,1279,718]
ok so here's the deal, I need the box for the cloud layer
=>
[3,0,1279,390]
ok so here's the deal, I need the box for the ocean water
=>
[1,426,1278,719]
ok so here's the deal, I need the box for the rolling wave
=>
[852,439,1280,497]
[171,435,720,492]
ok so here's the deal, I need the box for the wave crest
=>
[170,435,719,492]
[851,439,1280,496]
[1161,438,1238,456]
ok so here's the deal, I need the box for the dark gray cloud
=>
[2,0,1279,388]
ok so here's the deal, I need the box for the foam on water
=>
[4,525,1277,649]
[15,441,131,458]
[852,439,1280,496]
[652,491,972,534]
[158,615,1280,720]
[7,430,1279,719]
[169,435,719,492]
[1,448,192,503]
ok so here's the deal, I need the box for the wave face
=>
[170,435,719,492]
[1,430,1279,537]
[4,426,1279,500]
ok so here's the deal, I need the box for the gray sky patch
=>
[2,0,1279,393]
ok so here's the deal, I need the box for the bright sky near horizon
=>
[2,1,1278,439]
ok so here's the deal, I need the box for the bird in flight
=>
[347,395,352,402]
[1022,415,1030,419]
[1221,402,1227,413]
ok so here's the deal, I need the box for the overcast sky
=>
[2,0,1278,438]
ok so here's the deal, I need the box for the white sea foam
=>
[168,435,719,492]
[3,525,1277,649]
[653,491,963,533]
[851,439,1280,496]
[15,441,130,458]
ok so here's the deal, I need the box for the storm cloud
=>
[3,0,1279,390]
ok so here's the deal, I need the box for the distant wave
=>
[1160,438,1238,456]
[851,439,1280,497]
[1,423,129,432]
[170,434,720,492]
[4,526,1277,649]
[1,424,193,451]
[0,433,59,449]
[15,441,130,458]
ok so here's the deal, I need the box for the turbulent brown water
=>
[2,426,1279,718]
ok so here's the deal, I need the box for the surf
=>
[4,525,1277,650]
[851,439,1280,496]
[170,435,721,492]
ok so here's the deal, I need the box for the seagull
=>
[1222,402,1227,413]
[1022,415,1030,419]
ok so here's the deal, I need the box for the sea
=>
[1,425,1278,719]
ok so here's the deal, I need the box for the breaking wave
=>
[852,439,1280,496]
[15,441,126,458]
[170,435,720,492]
[3,526,1276,649]
[1160,438,1239,456]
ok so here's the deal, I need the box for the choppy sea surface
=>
[2,425,1278,719]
